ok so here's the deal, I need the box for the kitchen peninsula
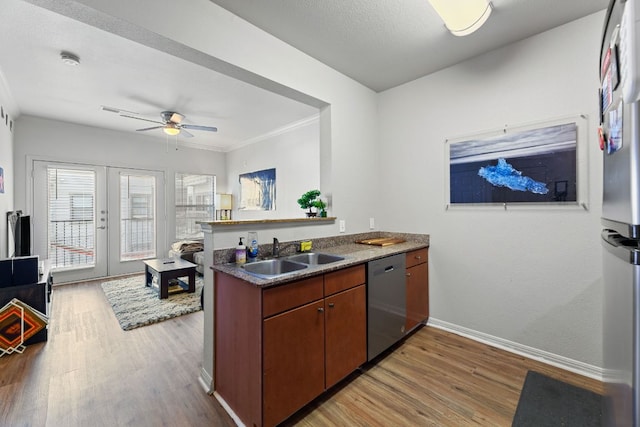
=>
[199,219,429,426]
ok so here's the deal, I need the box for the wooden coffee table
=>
[143,258,197,299]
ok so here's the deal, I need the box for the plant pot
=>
[319,211,327,217]
[306,212,317,218]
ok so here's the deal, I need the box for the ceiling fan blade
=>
[101,105,139,115]
[136,126,164,132]
[120,114,164,125]
[180,129,194,138]
[181,124,218,132]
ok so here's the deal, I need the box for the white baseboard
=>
[427,318,604,382]
[214,392,245,427]
[198,367,214,395]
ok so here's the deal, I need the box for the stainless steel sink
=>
[285,252,345,265]
[242,259,308,278]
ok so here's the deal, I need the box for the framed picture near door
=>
[445,116,587,209]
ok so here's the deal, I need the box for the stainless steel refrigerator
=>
[601,1,640,425]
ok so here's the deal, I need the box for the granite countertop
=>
[212,239,429,288]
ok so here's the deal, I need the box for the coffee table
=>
[143,258,197,299]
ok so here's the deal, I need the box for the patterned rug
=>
[101,274,203,331]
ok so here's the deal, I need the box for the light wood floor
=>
[0,279,603,426]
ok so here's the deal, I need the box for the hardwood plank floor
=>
[0,278,235,427]
[0,278,603,426]
[287,327,604,427]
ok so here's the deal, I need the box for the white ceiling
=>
[209,0,609,92]
[0,0,320,152]
[0,0,609,151]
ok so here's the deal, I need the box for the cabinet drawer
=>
[406,248,428,268]
[324,264,365,296]
[263,276,324,318]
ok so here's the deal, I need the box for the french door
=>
[32,161,166,283]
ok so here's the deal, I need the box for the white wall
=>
[0,80,15,259]
[225,117,321,220]
[60,0,380,238]
[13,115,227,247]
[378,12,605,369]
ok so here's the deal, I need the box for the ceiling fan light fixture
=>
[427,0,492,37]
[163,125,180,136]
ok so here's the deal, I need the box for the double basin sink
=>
[242,252,345,279]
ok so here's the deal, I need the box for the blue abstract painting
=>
[478,158,549,194]
[449,122,577,204]
[239,168,276,211]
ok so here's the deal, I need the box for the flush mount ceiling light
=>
[60,51,80,66]
[427,0,493,36]
[163,124,180,136]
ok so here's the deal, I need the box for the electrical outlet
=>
[339,220,346,233]
[369,217,375,230]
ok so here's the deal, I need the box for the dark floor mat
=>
[511,370,602,427]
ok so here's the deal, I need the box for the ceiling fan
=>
[102,107,218,137]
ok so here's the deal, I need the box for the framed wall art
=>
[445,116,588,209]
[239,168,276,211]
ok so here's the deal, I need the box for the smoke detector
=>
[60,51,80,66]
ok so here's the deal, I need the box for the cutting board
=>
[356,237,406,246]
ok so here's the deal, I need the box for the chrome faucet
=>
[273,237,299,257]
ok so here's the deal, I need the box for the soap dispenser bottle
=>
[247,231,259,259]
[236,237,246,265]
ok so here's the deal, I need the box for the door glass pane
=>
[47,168,95,269]
[120,173,156,261]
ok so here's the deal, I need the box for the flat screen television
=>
[7,211,31,257]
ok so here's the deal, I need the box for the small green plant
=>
[312,199,327,217]
[298,190,321,216]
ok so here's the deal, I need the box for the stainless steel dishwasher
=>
[367,253,406,361]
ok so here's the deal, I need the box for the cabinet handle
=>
[317,307,324,312]
[328,303,335,308]
[406,272,411,277]
[415,256,422,260]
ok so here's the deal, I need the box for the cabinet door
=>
[263,300,325,427]
[325,285,367,389]
[406,262,429,331]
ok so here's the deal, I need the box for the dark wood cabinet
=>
[215,264,367,427]
[263,300,325,427]
[325,284,366,388]
[406,248,429,332]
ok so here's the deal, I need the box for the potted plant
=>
[313,199,327,217]
[298,189,321,217]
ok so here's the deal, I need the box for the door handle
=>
[97,226,106,230]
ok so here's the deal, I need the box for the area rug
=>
[101,274,203,331]
[511,370,602,427]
